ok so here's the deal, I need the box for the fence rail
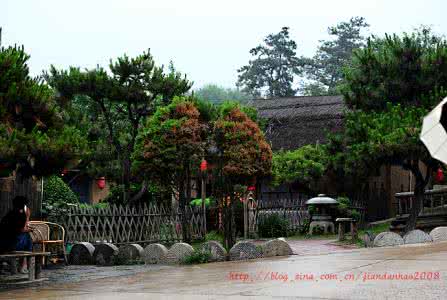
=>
[395,187,447,216]
[62,204,205,245]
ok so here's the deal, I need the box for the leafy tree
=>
[341,27,447,111]
[194,84,250,104]
[271,145,327,189]
[0,45,87,178]
[303,17,369,95]
[338,28,447,230]
[237,27,304,98]
[213,102,272,248]
[132,97,209,242]
[340,104,441,230]
[46,51,192,203]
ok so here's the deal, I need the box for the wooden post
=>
[338,222,345,241]
[27,256,35,281]
[244,193,248,239]
[351,221,358,241]
[201,173,207,235]
[35,255,42,279]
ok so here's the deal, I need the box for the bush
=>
[336,197,360,221]
[43,175,79,222]
[257,214,289,238]
[183,249,211,264]
[205,231,224,245]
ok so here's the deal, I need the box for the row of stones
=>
[371,227,447,247]
[69,239,293,266]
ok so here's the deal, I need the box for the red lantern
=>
[436,168,444,183]
[247,186,256,191]
[96,177,106,189]
[200,160,207,172]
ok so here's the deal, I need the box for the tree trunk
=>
[121,157,132,204]
[404,162,432,233]
[223,188,236,250]
[129,180,148,204]
[404,181,424,232]
[184,166,192,243]
[179,177,189,243]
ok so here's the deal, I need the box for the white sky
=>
[1,0,445,89]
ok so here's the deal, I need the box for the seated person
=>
[0,196,33,273]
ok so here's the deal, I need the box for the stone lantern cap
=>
[305,194,338,205]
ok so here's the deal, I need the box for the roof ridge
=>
[252,95,342,101]
[257,101,344,110]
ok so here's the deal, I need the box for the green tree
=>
[338,28,447,230]
[46,52,192,203]
[0,45,87,178]
[194,84,250,104]
[213,102,272,248]
[341,27,447,111]
[303,17,369,95]
[237,27,304,98]
[132,97,209,242]
[271,145,327,189]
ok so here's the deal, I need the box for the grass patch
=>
[287,233,337,240]
[183,249,212,264]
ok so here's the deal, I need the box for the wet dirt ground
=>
[1,241,447,299]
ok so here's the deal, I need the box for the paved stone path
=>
[2,241,447,299]
[287,239,357,255]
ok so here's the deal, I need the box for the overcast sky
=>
[1,0,445,89]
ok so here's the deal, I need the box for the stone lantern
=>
[305,194,338,234]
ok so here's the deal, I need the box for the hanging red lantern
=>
[96,177,106,189]
[436,168,444,183]
[200,159,208,172]
[247,186,256,191]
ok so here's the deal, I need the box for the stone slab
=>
[142,244,168,264]
[69,242,95,265]
[201,241,227,262]
[93,243,119,266]
[373,232,404,247]
[229,241,263,261]
[403,229,433,244]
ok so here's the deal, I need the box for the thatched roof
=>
[249,95,345,151]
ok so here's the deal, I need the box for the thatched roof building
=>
[249,95,345,151]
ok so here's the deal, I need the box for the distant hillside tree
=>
[303,17,369,96]
[237,27,304,98]
[194,84,250,104]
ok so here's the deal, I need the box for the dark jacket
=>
[0,209,27,253]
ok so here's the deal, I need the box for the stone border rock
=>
[69,242,95,265]
[262,239,293,257]
[430,227,447,242]
[93,243,119,266]
[403,229,433,244]
[373,232,404,247]
[201,241,227,262]
[164,243,194,264]
[142,243,168,264]
[117,244,144,264]
[229,241,263,261]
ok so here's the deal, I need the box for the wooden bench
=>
[0,251,50,282]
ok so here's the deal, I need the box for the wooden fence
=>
[62,204,205,245]
[250,197,311,233]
